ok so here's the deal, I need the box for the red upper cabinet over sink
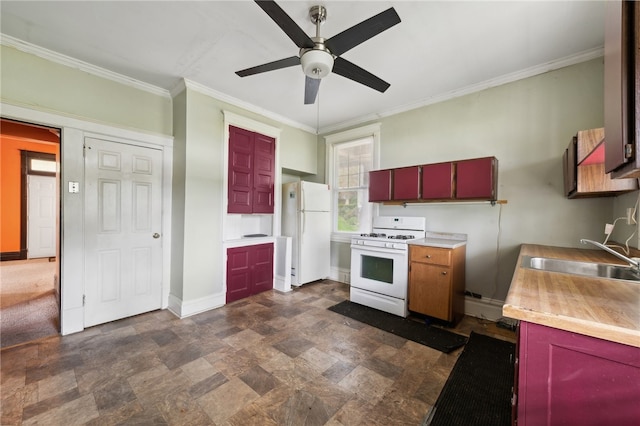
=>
[393,166,420,200]
[456,157,498,200]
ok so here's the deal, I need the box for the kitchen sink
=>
[520,255,640,282]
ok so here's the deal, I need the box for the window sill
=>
[331,233,355,244]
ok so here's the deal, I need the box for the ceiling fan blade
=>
[304,77,321,104]
[236,56,300,77]
[255,0,314,49]
[332,57,390,93]
[325,8,401,56]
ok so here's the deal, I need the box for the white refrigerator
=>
[282,181,331,286]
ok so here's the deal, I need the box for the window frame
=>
[325,123,381,243]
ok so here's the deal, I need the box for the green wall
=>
[1,45,172,135]
[327,58,631,302]
[170,86,318,306]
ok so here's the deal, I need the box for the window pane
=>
[332,134,374,233]
[336,188,372,233]
[335,140,372,190]
[30,159,56,173]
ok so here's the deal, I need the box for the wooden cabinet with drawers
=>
[408,244,466,323]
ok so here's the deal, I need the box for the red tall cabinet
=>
[228,126,275,213]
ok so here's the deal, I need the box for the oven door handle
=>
[351,244,398,254]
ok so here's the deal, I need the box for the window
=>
[30,159,57,174]
[325,123,380,240]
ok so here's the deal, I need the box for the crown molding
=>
[1,34,171,98]
[320,46,604,134]
[180,79,316,134]
[2,32,603,136]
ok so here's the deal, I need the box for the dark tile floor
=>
[1,280,515,425]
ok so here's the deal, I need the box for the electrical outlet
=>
[627,208,635,225]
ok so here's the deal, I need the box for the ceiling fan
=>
[236,0,401,104]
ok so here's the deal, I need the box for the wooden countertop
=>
[503,244,640,347]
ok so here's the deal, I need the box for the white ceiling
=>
[0,1,605,134]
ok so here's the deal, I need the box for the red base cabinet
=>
[516,321,640,426]
[226,243,273,303]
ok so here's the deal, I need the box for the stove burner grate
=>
[388,235,415,240]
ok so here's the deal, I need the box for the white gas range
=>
[350,216,426,317]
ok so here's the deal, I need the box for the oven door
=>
[350,244,408,299]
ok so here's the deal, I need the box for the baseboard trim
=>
[463,296,504,321]
[329,267,351,284]
[0,251,23,261]
[274,276,292,293]
[168,293,225,319]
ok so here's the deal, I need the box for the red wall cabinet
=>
[421,162,454,200]
[516,321,640,425]
[393,166,420,200]
[228,126,275,214]
[369,169,392,202]
[456,157,498,200]
[369,156,498,203]
[226,243,273,304]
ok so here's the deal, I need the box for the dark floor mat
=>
[328,300,467,353]
[424,331,516,426]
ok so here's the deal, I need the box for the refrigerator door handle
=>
[301,212,305,237]
[300,187,305,212]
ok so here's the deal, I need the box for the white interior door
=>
[84,137,163,327]
[27,174,57,258]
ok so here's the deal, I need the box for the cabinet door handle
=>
[441,271,447,275]
[425,255,431,258]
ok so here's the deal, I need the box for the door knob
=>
[153,233,160,239]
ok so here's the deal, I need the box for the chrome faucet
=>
[580,239,640,271]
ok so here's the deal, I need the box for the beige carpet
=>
[0,259,60,348]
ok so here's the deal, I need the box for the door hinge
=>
[83,295,86,306]
[625,143,634,159]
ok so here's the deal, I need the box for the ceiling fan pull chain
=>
[316,88,321,135]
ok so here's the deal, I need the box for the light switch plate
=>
[68,181,79,193]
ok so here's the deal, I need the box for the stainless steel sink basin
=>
[521,255,640,282]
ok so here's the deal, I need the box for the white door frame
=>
[1,102,173,335]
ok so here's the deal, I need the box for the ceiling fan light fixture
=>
[300,49,333,79]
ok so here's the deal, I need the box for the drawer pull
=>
[425,255,431,258]
[441,271,447,275]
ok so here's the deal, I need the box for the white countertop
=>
[408,231,467,249]
[224,236,276,247]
